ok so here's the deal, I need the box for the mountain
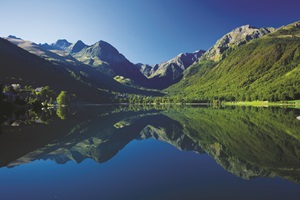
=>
[66,40,87,54]
[202,25,275,62]
[4,36,117,91]
[134,50,205,89]
[5,20,299,99]
[150,50,205,79]
[56,38,206,89]
[167,21,300,101]
[66,40,149,85]
[5,36,81,65]
[40,39,71,51]
[7,35,21,40]
[4,36,163,97]
[52,39,72,50]
[0,37,112,103]
[135,63,152,77]
[8,36,205,90]
[146,50,205,88]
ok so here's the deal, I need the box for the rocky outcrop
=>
[149,50,205,79]
[53,39,72,50]
[136,50,205,89]
[135,63,152,77]
[66,40,87,54]
[202,25,275,62]
[40,39,72,51]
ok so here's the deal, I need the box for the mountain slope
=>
[167,21,300,101]
[202,25,275,62]
[147,50,205,88]
[5,36,80,65]
[5,37,163,97]
[134,50,205,89]
[0,37,113,103]
[68,40,149,85]
[37,37,206,90]
[150,51,205,78]
[66,40,87,54]
[135,63,152,77]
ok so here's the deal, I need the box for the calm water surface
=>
[0,106,300,200]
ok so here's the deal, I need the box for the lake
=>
[0,105,300,200]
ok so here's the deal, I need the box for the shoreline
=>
[224,100,300,108]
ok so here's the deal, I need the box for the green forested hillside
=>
[167,21,300,101]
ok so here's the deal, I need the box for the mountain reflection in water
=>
[1,105,300,185]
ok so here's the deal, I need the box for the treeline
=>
[114,94,210,104]
[170,86,300,103]
[0,83,73,109]
[114,92,300,106]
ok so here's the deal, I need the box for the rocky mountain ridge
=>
[40,39,72,51]
[135,50,205,88]
[201,25,275,62]
[38,37,207,89]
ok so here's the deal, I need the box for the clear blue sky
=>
[0,0,299,65]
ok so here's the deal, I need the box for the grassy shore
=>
[224,100,300,108]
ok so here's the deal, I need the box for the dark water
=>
[1,105,300,200]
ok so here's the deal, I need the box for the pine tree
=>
[56,91,68,106]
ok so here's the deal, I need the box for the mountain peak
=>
[239,24,257,29]
[202,24,275,62]
[231,24,263,35]
[89,40,124,62]
[75,40,85,45]
[146,50,205,88]
[68,40,87,54]
[7,35,22,40]
[56,39,69,43]
[97,40,109,45]
[53,39,71,50]
[94,40,120,54]
[55,39,71,45]
[38,39,72,51]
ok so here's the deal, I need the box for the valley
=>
[1,20,300,106]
